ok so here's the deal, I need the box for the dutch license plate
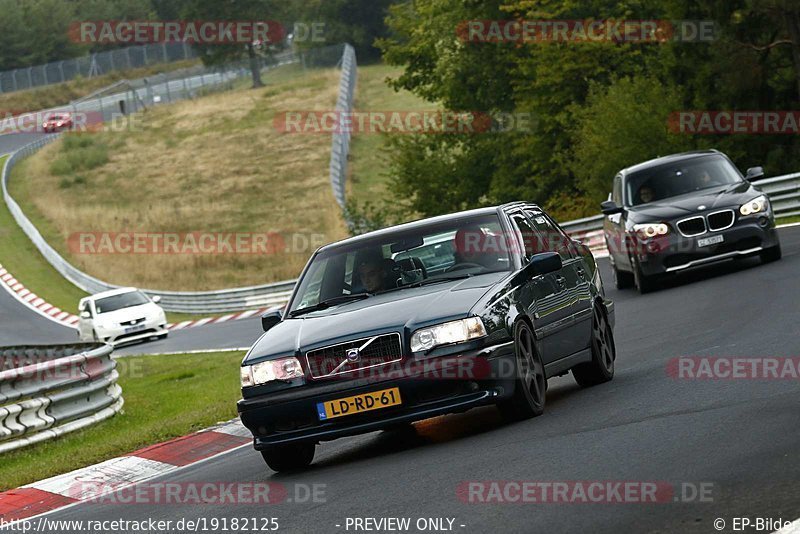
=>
[697,235,724,248]
[316,387,402,421]
[124,324,146,334]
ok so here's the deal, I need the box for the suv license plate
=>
[697,235,724,248]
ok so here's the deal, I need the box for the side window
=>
[525,210,572,261]
[612,175,623,205]
[510,214,545,261]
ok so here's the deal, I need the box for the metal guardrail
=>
[1,46,354,314]
[559,174,800,247]
[0,343,122,454]
[330,44,357,207]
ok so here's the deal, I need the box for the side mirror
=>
[151,295,162,304]
[261,308,283,332]
[526,252,563,276]
[745,166,765,181]
[601,200,624,215]
[80,311,91,319]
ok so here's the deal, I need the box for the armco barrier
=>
[0,46,354,314]
[559,173,800,255]
[0,343,122,454]
[4,75,799,313]
[329,44,357,207]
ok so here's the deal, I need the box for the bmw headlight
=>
[410,317,487,353]
[633,223,670,240]
[240,357,303,387]
[740,195,768,216]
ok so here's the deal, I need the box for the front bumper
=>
[95,321,168,345]
[634,215,779,277]
[237,342,516,449]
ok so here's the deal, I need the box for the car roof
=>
[619,150,723,178]
[318,203,537,252]
[86,287,140,301]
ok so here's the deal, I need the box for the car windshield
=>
[626,155,743,207]
[94,291,150,314]
[289,213,512,315]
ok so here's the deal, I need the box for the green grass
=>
[0,350,245,491]
[347,65,434,203]
[0,154,89,316]
[777,215,800,225]
[0,156,207,323]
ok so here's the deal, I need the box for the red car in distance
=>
[42,112,73,133]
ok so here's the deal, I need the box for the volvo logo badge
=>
[698,205,707,211]
[346,348,361,362]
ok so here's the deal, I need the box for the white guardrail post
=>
[0,343,122,454]
[330,44,357,208]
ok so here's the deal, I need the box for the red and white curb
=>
[0,262,279,332]
[0,419,251,523]
[0,264,80,328]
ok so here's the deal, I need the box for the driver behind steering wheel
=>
[452,227,503,271]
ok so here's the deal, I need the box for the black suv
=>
[238,203,616,472]
[601,150,781,293]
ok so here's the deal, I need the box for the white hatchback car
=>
[78,287,168,345]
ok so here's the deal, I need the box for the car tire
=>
[158,333,169,340]
[633,259,657,294]
[573,304,615,388]
[261,443,315,473]
[612,263,634,290]
[760,242,782,264]
[498,321,545,421]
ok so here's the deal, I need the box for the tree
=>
[291,0,396,62]
[166,0,287,88]
[569,76,693,200]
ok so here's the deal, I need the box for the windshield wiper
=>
[289,292,372,317]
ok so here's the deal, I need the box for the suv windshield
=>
[289,213,512,314]
[626,155,743,206]
[94,291,150,314]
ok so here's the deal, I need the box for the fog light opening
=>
[758,216,769,227]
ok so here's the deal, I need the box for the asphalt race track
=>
[0,133,48,155]
[3,225,797,533]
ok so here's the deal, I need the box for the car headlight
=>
[240,357,303,387]
[740,195,768,216]
[633,223,670,240]
[410,317,487,353]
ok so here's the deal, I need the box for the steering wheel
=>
[446,262,483,273]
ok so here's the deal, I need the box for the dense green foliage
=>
[377,0,800,221]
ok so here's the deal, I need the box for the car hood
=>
[245,272,508,362]
[93,303,162,324]
[627,182,759,222]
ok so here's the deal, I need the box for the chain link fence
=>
[2,44,352,314]
[0,42,198,95]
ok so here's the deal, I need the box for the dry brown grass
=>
[9,67,349,291]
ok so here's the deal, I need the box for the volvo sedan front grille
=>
[306,333,403,379]
[707,209,735,231]
[677,216,707,237]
